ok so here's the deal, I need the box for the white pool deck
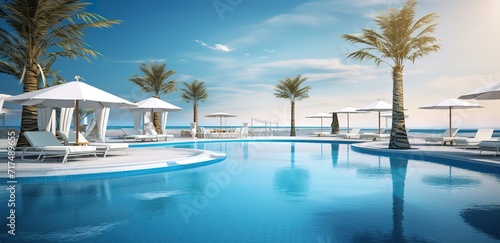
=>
[0,136,499,179]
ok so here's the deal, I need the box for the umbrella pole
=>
[347,113,350,132]
[449,107,452,137]
[378,111,381,134]
[321,117,323,132]
[75,100,80,144]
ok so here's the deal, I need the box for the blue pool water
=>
[1,141,500,242]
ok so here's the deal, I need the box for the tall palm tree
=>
[274,75,311,136]
[342,0,440,149]
[0,0,119,146]
[181,80,208,125]
[129,62,177,134]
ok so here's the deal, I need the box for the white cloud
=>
[194,39,234,52]
[264,49,275,53]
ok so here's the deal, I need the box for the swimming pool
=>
[1,141,499,242]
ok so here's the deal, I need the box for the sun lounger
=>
[424,128,459,145]
[145,128,174,141]
[313,132,330,137]
[22,131,97,163]
[455,128,495,148]
[360,128,390,140]
[336,128,361,139]
[478,140,500,157]
[478,140,500,156]
[58,131,129,158]
[121,128,150,142]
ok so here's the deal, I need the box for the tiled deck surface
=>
[0,136,499,179]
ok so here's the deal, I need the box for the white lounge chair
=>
[121,128,150,142]
[478,140,500,157]
[337,128,361,139]
[58,131,129,158]
[360,128,390,140]
[455,128,495,148]
[145,128,173,141]
[424,128,460,145]
[22,131,97,163]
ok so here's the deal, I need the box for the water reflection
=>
[273,143,310,199]
[330,143,339,167]
[389,156,408,243]
[422,167,481,190]
[356,156,392,179]
[460,204,500,240]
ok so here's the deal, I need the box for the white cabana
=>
[59,107,74,137]
[37,107,56,135]
[129,97,182,135]
[94,107,110,142]
[7,76,136,144]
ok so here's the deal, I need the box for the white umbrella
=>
[419,98,483,137]
[331,106,365,132]
[130,97,182,133]
[357,100,392,134]
[459,81,500,100]
[7,77,136,143]
[306,112,331,132]
[205,112,237,130]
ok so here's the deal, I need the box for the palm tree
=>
[129,62,177,134]
[342,0,440,149]
[181,80,208,125]
[0,0,119,146]
[274,75,311,136]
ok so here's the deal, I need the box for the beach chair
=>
[455,128,495,148]
[337,128,361,139]
[22,131,97,163]
[58,131,129,158]
[121,128,150,142]
[478,140,500,157]
[360,128,390,140]
[424,128,459,145]
[145,128,174,141]
[229,128,241,138]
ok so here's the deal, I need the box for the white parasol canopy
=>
[459,81,500,100]
[357,100,392,134]
[331,106,366,132]
[205,112,237,130]
[419,98,483,137]
[306,112,331,132]
[7,77,136,143]
[134,97,182,111]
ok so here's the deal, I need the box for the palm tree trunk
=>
[331,113,339,134]
[290,101,296,136]
[389,66,411,149]
[193,103,198,123]
[17,64,39,147]
[153,112,161,134]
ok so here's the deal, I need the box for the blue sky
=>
[1,0,500,129]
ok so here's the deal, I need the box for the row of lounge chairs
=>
[325,128,390,140]
[198,127,248,139]
[22,131,129,163]
[121,128,174,142]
